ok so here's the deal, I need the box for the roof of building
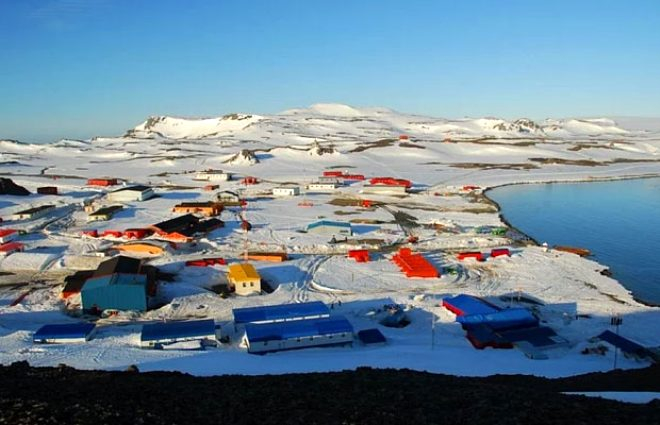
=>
[227,263,260,282]
[457,308,539,331]
[596,330,649,356]
[197,170,227,174]
[245,316,354,343]
[33,323,96,341]
[307,220,351,230]
[442,294,500,316]
[63,270,95,293]
[140,319,216,342]
[0,242,25,252]
[84,273,148,290]
[194,218,224,233]
[93,256,142,278]
[174,202,220,208]
[357,328,387,345]
[15,205,55,215]
[111,185,152,193]
[233,301,330,324]
[466,323,511,346]
[89,205,123,216]
[152,214,199,233]
[498,326,567,348]
[0,229,18,237]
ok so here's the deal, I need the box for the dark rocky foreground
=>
[1,362,659,425]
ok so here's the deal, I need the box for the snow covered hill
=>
[120,104,633,142]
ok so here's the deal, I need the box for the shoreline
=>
[482,173,660,308]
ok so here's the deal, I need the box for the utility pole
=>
[431,309,436,350]
[611,313,623,370]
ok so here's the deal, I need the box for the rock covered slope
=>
[1,362,658,425]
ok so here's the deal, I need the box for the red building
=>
[348,249,370,263]
[369,177,412,188]
[391,248,439,278]
[87,178,118,186]
[0,242,24,255]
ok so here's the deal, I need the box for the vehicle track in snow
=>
[291,255,330,303]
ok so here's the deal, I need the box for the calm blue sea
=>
[488,178,660,305]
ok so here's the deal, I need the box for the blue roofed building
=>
[442,294,500,316]
[33,323,96,344]
[457,308,539,331]
[357,328,387,345]
[244,316,354,354]
[140,319,218,349]
[233,301,330,325]
[595,330,652,360]
[306,220,352,236]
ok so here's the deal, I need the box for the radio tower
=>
[242,178,248,262]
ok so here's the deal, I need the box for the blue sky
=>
[1,0,659,142]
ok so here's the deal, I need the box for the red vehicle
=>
[490,248,511,258]
[457,252,485,262]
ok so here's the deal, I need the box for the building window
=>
[250,282,254,287]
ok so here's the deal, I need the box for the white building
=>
[361,184,408,195]
[244,316,354,354]
[139,319,218,349]
[195,170,231,182]
[106,185,155,202]
[307,182,339,192]
[318,176,343,184]
[11,205,55,220]
[272,186,300,197]
[306,220,352,236]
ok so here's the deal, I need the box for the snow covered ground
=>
[1,104,659,377]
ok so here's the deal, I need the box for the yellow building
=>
[227,263,261,296]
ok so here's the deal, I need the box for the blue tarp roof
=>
[443,294,500,316]
[233,301,330,324]
[498,326,566,347]
[141,319,216,342]
[466,324,511,345]
[357,328,387,344]
[307,220,351,230]
[33,323,96,341]
[245,316,354,343]
[597,330,648,356]
[458,308,538,331]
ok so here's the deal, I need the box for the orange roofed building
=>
[173,201,223,217]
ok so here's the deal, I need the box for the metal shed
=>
[33,323,96,344]
[244,316,354,354]
[457,308,539,331]
[306,220,352,236]
[140,319,218,349]
[442,294,500,317]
